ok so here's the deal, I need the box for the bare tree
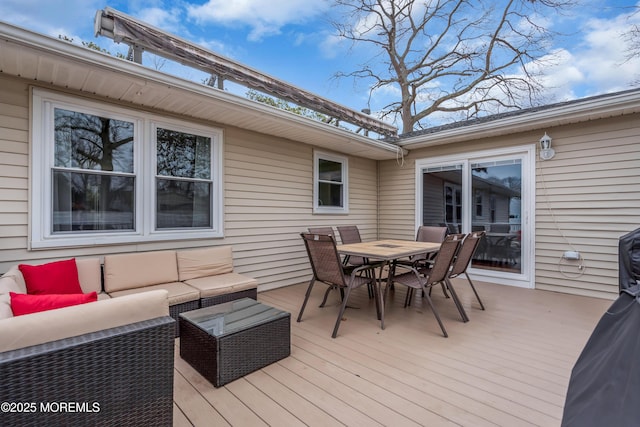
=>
[624,6,640,63]
[332,0,572,133]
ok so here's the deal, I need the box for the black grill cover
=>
[619,228,640,292]
[561,285,640,427]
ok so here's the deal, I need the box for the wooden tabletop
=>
[337,239,440,261]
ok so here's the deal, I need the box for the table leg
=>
[376,263,386,329]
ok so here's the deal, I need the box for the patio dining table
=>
[337,239,441,329]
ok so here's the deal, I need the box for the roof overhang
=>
[0,21,405,161]
[398,89,640,149]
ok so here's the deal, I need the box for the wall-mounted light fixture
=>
[539,132,555,160]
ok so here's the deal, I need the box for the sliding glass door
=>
[416,146,534,287]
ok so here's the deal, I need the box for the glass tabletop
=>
[179,298,289,338]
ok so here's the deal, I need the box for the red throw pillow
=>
[10,292,97,316]
[19,259,82,295]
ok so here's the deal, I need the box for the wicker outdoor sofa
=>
[0,245,258,425]
[103,246,259,336]
[0,289,175,426]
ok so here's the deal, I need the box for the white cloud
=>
[136,7,183,34]
[318,33,344,59]
[186,0,331,41]
[533,8,640,100]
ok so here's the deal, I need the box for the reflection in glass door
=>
[470,160,522,274]
[419,154,526,278]
[420,164,463,234]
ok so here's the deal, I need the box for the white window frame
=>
[415,144,535,289]
[30,89,223,249]
[313,151,349,214]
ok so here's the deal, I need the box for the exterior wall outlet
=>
[563,251,580,260]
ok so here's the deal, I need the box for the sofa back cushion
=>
[104,251,178,293]
[0,274,24,320]
[177,246,233,281]
[76,258,103,294]
[2,266,26,292]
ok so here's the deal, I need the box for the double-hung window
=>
[31,89,223,249]
[313,151,348,214]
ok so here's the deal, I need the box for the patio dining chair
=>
[336,225,365,263]
[337,225,375,298]
[404,225,448,267]
[298,233,383,338]
[446,230,486,310]
[388,233,464,337]
[308,226,336,240]
[397,225,450,296]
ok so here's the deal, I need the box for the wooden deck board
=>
[173,279,611,426]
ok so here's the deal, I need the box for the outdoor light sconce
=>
[539,132,555,160]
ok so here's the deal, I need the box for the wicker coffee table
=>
[179,298,291,387]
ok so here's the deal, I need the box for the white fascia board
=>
[398,90,640,149]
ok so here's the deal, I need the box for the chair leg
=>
[319,285,333,307]
[404,288,414,307]
[332,286,353,338]
[319,285,344,307]
[440,282,450,298]
[297,278,315,322]
[428,283,449,298]
[465,273,485,310]
[366,269,374,299]
[444,279,469,323]
[421,285,448,338]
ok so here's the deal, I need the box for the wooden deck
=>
[172,279,611,426]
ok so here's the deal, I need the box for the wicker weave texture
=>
[199,288,258,308]
[169,299,200,337]
[0,317,175,426]
[180,310,290,387]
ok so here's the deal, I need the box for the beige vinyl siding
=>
[223,127,378,290]
[379,117,640,300]
[0,78,29,264]
[378,157,416,240]
[0,75,378,292]
[534,117,640,299]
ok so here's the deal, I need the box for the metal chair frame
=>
[389,234,465,337]
[298,233,383,338]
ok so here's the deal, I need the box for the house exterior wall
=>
[379,115,640,299]
[0,75,378,291]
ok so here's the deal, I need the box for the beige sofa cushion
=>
[183,272,258,298]
[104,251,178,293]
[0,289,169,353]
[76,258,103,294]
[108,281,199,306]
[177,246,233,281]
[2,266,26,292]
[0,275,24,320]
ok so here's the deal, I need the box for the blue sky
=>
[2,0,639,127]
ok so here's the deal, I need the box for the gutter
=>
[398,89,640,149]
